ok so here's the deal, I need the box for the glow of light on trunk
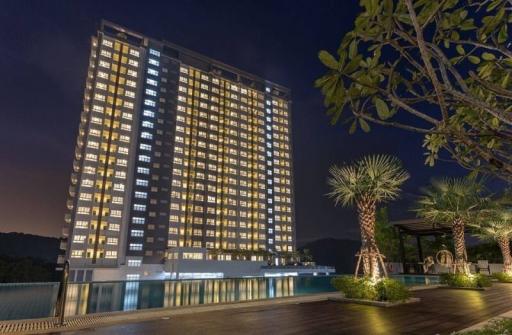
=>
[357,196,382,280]
[452,217,469,274]
[497,236,512,275]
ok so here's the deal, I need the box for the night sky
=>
[0,1,468,244]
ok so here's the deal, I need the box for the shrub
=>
[375,278,411,302]
[331,276,410,302]
[440,273,492,288]
[493,272,512,283]
[453,318,512,335]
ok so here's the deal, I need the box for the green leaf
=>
[349,40,358,59]
[314,74,333,88]
[318,50,339,70]
[349,120,358,134]
[456,45,465,55]
[375,98,391,120]
[344,55,363,73]
[468,55,481,64]
[498,24,508,44]
[329,106,343,125]
[487,0,502,12]
[481,52,496,61]
[359,118,371,132]
[501,73,510,88]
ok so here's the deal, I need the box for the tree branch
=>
[405,0,450,121]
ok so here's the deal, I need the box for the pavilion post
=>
[416,235,424,262]
[398,229,406,274]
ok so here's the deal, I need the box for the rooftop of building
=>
[100,20,291,100]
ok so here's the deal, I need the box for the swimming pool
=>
[0,274,439,321]
[0,276,337,321]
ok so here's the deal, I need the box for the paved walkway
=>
[56,283,512,335]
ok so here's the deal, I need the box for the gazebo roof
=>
[390,218,453,236]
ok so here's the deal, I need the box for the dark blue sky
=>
[0,0,467,243]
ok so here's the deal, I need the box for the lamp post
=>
[55,260,70,326]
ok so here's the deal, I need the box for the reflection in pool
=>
[1,276,337,321]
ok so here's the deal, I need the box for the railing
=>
[260,265,335,270]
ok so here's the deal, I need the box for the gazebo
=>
[391,218,455,274]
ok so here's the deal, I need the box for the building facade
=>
[62,21,295,281]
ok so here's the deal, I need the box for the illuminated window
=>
[101,39,113,47]
[129,243,143,251]
[79,193,92,201]
[148,58,159,66]
[137,167,150,174]
[77,207,90,215]
[142,121,154,128]
[139,143,152,151]
[109,223,120,231]
[135,191,147,199]
[138,155,151,163]
[71,250,84,258]
[144,99,156,107]
[143,110,155,117]
[141,132,153,140]
[136,179,149,187]
[131,230,144,237]
[73,235,86,243]
[105,251,117,259]
[147,68,158,76]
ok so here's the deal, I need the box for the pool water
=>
[0,275,439,321]
[0,276,337,321]
[391,275,440,286]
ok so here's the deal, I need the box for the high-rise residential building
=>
[61,21,296,281]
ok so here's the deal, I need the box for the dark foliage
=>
[298,238,360,273]
[0,233,59,263]
[0,255,58,283]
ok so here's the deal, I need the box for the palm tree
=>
[472,209,512,275]
[415,177,486,274]
[328,154,409,280]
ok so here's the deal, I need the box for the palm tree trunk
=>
[357,197,382,279]
[497,236,512,274]
[452,217,468,274]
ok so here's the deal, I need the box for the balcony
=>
[73,159,81,172]
[70,173,78,185]
[64,213,71,224]
[61,227,69,237]
[59,239,68,250]
[66,199,74,210]
[69,185,76,197]
[56,254,66,265]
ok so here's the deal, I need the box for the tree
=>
[375,207,401,262]
[472,208,512,274]
[316,0,512,181]
[301,248,314,263]
[328,154,409,279]
[415,177,487,274]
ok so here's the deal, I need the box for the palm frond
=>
[414,177,487,224]
[327,154,409,208]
